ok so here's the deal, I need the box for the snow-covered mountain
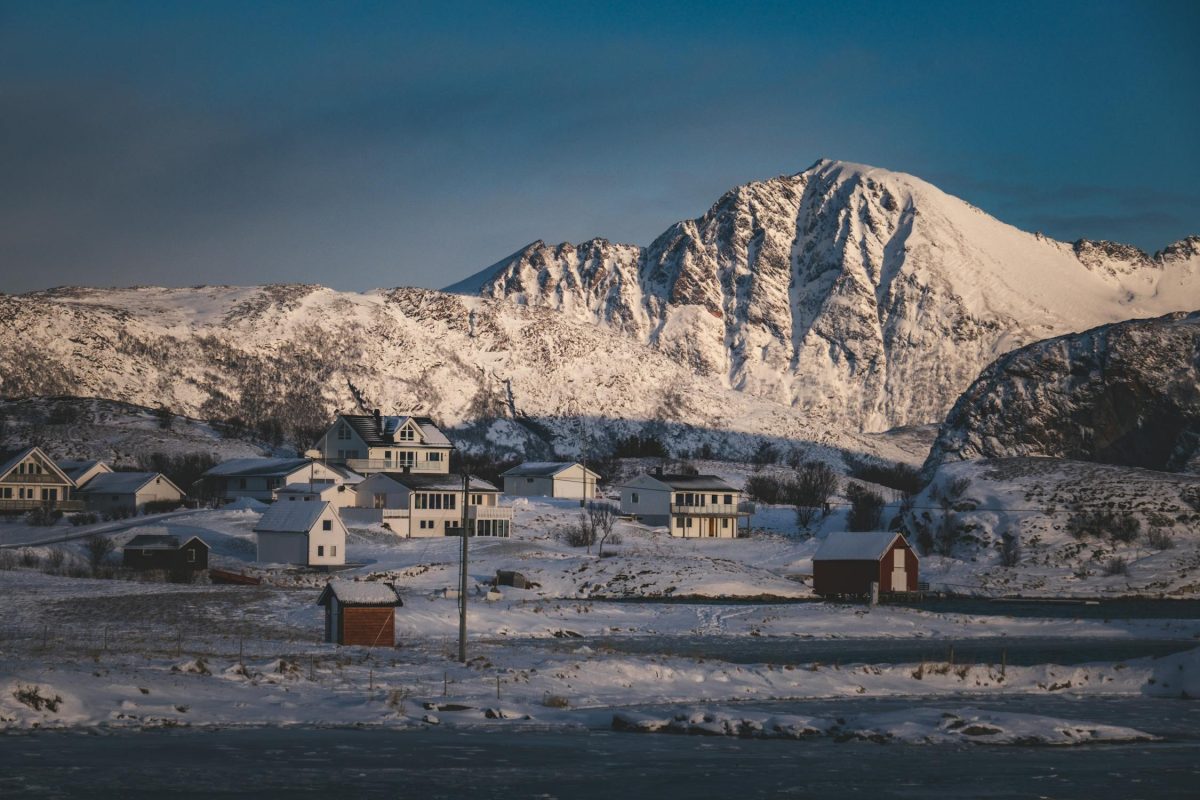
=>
[448,160,1200,432]
[924,311,1200,475]
[0,285,911,464]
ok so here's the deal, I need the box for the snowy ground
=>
[2,495,1199,735]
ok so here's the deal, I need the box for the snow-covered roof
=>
[78,471,178,496]
[204,458,315,478]
[125,534,207,551]
[338,414,452,448]
[57,459,111,483]
[253,501,331,533]
[317,579,401,607]
[225,496,269,511]
[277,482,348,495]
[647,472,736,491]
[376,473,498,492]
[812,532,911,561]
[501,461,593,478]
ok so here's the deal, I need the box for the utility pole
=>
[458,470,470,663]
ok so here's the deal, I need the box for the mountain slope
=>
[450,160,1200,432]
[924,311,1200,475]
[0,285,916,464]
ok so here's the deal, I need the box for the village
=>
[2,407,1198,748]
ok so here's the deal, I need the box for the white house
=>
[620,468,751,539]
[57,459,113,488]
[272,481,357,509]
[0,446,81,512]
[346,472,512,537]
[253,501,347,567]
[77,471,185,513]
[203,458,351,504]
[313,411,453,475]
[501,462,599,500]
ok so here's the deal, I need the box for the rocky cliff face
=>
[0,284,910,462]
[450,161,1200,432]
[924,312,1200,475]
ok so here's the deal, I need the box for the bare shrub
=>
[1146,527,1175,550]
[542,693,570,708]
[1067,509,1140,543]
[19,549,39,568]
[13,685,63,712]
[744,473,790,505]
[1102,557,1129,577]
[845,482,885,531]
[0,550,17,570]
[46,548,66,570]
[587,501,619,557]
[84,534,116,573]
[562,517,596,549]
[998,531,1021,567]
[793,461,838,529]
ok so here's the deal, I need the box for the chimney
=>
[654,466,663,477]
[373,408,381,421]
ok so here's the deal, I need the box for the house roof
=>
[324,462,365,484]
[277,482,349,495]
[253,501,332,533]
[501,461,595,478]
[317,579,402,607]
[647,473,736,491]
[376,472,499,492]
[125,534,208,551]
[204,458,317,479]
[338,414,452,448]
[57,459,111,483]
[78,471,180,496]
[0,446,73,485]
[812,531,911,562]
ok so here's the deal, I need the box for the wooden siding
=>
[336,606,395,647]
[812,540,919,596]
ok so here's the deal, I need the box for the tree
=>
[84,534,115,574]
[155,404,173,430]
[845,482,885,532]
[587,501,618,557]
[793,461,839,529]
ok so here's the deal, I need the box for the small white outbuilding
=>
[253,501,347,567]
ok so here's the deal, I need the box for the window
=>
[289,496,296,501]
[337,423,351,440]
[722,519,729,529]
[676,516,684,528]
[398,427,415,441]
[317,545,325,556]
[322,520,332,531]
[631,492,639,503]
[17,463,24,475]
[187,550,196,563]
[398,451,415,467]
[331,546,337,557]
[428,452,441,462]
[1,488,9,498]
[471,494,482,505]
[444,493,456,510]
[373,492,387,509]
[526,477,534,484]
[711,494,718,504]
[724,494,733,505]
[686,518,693,528]
[383,451,392,463]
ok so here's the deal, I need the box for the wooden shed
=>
[811,532,918,597]
[122,534,209,572]
[316,580,402,647]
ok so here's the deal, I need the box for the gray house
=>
[501,462,599,500]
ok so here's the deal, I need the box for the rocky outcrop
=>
[924,312,1200,474]
[450,160,1200,432]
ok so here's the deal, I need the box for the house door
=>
[890,549,907,591]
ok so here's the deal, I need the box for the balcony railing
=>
[468,505,514,521]
[4,473,70,484]
[339,459,448,474]
[0,499,85,512]
[669,501,754,516]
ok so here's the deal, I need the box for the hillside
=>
[0,286,917,465]
[450,160,1200,432]
[925,312,1200,475]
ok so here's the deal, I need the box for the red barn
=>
[812,532,918,597]
[316,580,402,647]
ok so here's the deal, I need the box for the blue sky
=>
[1,1,1197,292]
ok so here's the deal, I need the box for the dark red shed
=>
[316,580,402,647]
[812,532,918,597]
